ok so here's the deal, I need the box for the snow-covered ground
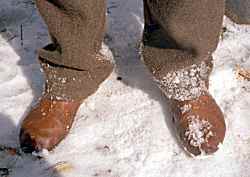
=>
[1,0,250,177]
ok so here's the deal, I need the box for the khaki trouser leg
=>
[142,0,224,75]
[36,0,113,101]
[142,0,224,100]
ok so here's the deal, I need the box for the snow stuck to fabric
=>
[1,0,250,177]
[156,61,210,101]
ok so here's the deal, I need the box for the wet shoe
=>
[141,53,226,157]
[170,92,226,156]
[19,98,81,153]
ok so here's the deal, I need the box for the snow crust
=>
[1,0,250,177]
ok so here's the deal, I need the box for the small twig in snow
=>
[236,65,250,81]
[0,145,21,157]
[20,24,23,47]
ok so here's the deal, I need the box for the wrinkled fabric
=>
[36,0,113,101]
[37,0,226,101]
[37,0,107,69]
[142,0,224,73]
[142,0,224,100]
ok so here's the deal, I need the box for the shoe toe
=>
[173,93,226,157]
[20,129,41,154]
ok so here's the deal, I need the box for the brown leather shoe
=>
[19,98,81,153]
[170,92,226,157]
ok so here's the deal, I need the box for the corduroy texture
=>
[142,0,224,100]
[225,0,250,24]
[36,0,113,101]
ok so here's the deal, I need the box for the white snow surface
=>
[1,0,250,177]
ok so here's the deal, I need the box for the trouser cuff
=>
[39,55,113,102]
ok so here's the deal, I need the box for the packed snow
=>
[1,0,250,177]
